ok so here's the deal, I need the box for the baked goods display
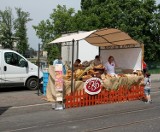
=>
[82,75,92,81]
[63,62,143,84]
[63,65,100,81]
[94,64,105,69]
[63,70,72,80]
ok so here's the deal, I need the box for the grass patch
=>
[148,69,160,74]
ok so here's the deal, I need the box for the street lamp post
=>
[71,39,75,93]
[37,43,42,96]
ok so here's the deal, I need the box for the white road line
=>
[3,126,37,132]
[84,116,160,132]
[9,102,52,109]
[3,106,160,132]
[151,91,160,93]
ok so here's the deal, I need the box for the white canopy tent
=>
[49,28,143,92]
[50,28,140,46]
[50,30,96,44]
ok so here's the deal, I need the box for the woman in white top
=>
[104,56,117,76]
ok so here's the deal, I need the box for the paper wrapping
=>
[102,75,143,90]
[46,65,84,102]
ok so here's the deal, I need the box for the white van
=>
[0,49,43,90]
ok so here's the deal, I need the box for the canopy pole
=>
[77,40,79,59]
[37,43,41,96]
[141,43,144,70]
[141,43,144,60]
[71,39,75,93]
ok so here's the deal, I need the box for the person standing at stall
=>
[104,56,117,76]
[53,56,63,65]
[53,56,66,74]
[73,59,82,71]
[142,60,147,75]
[144,72,152,103]
[93,55,103,66]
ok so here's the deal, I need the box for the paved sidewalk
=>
[151,74,160,82]
[0,90,47,107]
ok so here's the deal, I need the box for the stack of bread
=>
[94,64,105,69]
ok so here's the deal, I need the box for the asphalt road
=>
[0,82,160,132]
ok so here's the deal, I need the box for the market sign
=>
[84,78,102,95]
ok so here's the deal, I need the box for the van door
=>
[0,50,4,88]
[3,51,28,87]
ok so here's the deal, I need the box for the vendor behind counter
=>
[93,55,103,66]
[73,59,82,71]
[104,56,117,76]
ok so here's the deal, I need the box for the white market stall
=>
[50,28,143,70]
[47,28,144,108]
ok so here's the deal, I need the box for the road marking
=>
[151,91,160,93]
[9,102,52,109]
[3,106,160,132]
[2,126,37,132]
[84,116,160,132]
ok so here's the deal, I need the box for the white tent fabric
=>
[49,30,96,44]
[49,28,140,47]
[100,48,142,71]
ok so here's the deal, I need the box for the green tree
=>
[14,8,32,55]
[33,19,54,48]
[0,7,32,53]
[33,5,77,64]
[34,1,160,62]
[80,0,160,61]
[46,44,59,64]
[0,7,13,48]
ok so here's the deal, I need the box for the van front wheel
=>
[26,77,38,90]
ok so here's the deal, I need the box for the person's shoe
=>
[149,100,152,103]
[145,101,150,104]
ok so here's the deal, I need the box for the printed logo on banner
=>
[55,71,63,79]
[84,78,102,95]
[55,64,63,91]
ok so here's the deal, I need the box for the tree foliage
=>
[14,8,32,55]
[0,8,31,54]
[80,0,160,61]
[33,5,77,64]
[34,0,160,62]
[0,7,13,48]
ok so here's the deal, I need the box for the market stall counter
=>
[46,65,144,106]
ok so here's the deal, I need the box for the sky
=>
[0,0,160,50]
[0,0,81,50]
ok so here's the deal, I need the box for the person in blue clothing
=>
[53,56,63,65]
[53,56,66,74]
[144,72,152,103]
